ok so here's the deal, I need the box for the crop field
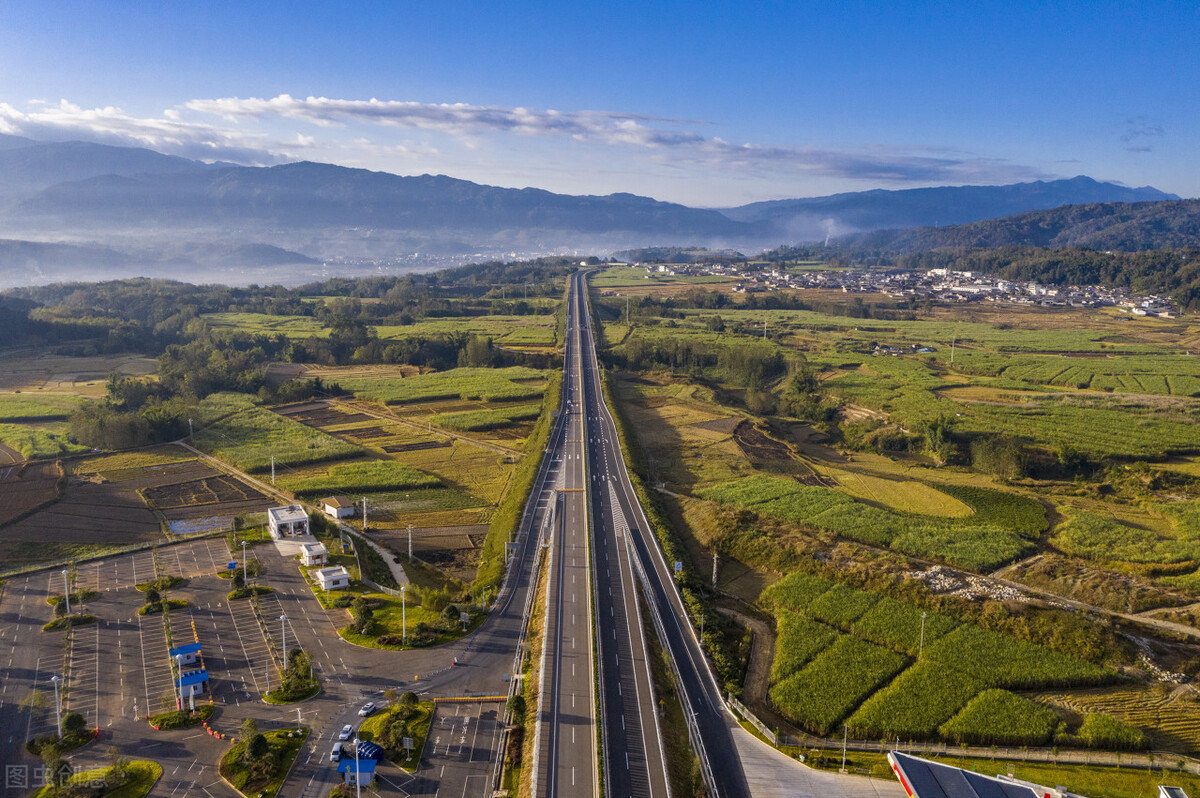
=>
[850,597,958,656]
[847,661,984,740]
[820,467,973,517]
[0,393,84,421]
[432,402,542,431]
[806,583,879,628]
[698,474,1037,571]
[762,570,835,612]
[142,474,270,510]
[0,421,87,459]
[0,460,61,525]
[1051,508,1200,565]
[200,311,329,337]
[278,459,440,496]
[338,366,548,404]
[939,689,1060,746]
[923,625,1112,689]
[1035,685,1200,755]
[0,353,157,395]
[770,612,841,682]
[593,266,736,287]
[769,635,909,736]
[192,392,363,472]
[374,314,558,348]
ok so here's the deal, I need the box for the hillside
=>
[836,199,1200,254]
[724,177,1177,240]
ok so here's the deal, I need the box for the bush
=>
[1075,712,1147,750]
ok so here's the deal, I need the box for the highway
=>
[533,271,600,797]
[571,271,751,798]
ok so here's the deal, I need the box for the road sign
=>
[402,736,414,752]
[674,561,682,573]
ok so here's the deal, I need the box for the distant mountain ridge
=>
[833,199,1200,254]
[722,177,1178,240]
[0,134,1191,286]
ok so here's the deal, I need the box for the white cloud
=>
[0,100,289,164]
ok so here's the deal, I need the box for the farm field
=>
[0,392,85,421]
[0,352,157,395]
[337,365,548,404]
[0,446,272,572]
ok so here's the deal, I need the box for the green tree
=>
[62,711,86,736]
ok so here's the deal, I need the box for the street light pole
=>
[400,586,407,645]
[176,654,185,710]
[62,569,70,618]
[280,615,288,673]
[51,675,62,738]
[241,540,248,584]
[918,611,927,659]
[353,736,362,798]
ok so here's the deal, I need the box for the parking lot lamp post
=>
[62,570,70,618]
[400,586,407,645]
[353,737,361,798]
[280,615,287,674]
[51,675,62,738]
[241,541,248,584]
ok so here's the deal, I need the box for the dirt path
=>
[0,442,20,466]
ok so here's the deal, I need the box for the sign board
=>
[674,561,682,573]
[460,611,470,624]
[402,737,414,751]
[228,561,237,570]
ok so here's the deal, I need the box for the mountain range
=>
[0,134,1191,287]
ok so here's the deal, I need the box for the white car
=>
[358,702,376,717]
[338,724,353,741]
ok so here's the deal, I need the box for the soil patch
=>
[689,416,741,434]
[733,420,793,462]
[384,440,452,454]
[373,523,486,582]
[0,460,62,525]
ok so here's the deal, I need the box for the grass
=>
[218,727,308,796]
[31,760,162,797]
[769,635,910,736]
[338,366,548,404]
[192,392,363,473]
[279,460,440,496]
[201,311,329,338]
[149,704,214,729]
[433,402,542,431]
[939,689,1061,746]
[0,393,84,421]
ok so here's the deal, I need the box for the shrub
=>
[1075,712,1147,750]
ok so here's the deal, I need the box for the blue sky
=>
[0,1,1194,205]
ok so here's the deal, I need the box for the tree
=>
[62,711,87,736]
[239,717,259,739]
[144,588,162,607]
[232,570,246,590]
[244,732,269,765]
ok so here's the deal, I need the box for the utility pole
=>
[763,319,768,340]
[841,725,848,772]
[241,540,248,585]
[62,569,70,618]
[919,611,927,659]
[950,337,955,366]
[362,497,367,532]
[407,524,413,561]
[711,551,719,590]
[270,456,275,485]
[188,417,193,439]
[280,614,288,672]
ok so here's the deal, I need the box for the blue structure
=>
[336,756,377,786]
[168,642,203,666]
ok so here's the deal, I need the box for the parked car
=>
[338,724,353,741]
[358,702,376,717]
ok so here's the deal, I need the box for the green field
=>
[193,392,362,472]
[1052,508,1200,564]
[338,366,548,404]
[848,661,984,740]
[279,460,440,496]
[201,311,329,337]
[699,475,1038,571]
[0,421,88,458]
[432,402,542,431]
[0,393,84,421]
[939,689,1061,746]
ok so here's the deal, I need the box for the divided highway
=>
[571,270,752,798]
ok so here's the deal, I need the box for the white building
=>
[322,496,356,519]
[300,541,328,567]
[268,505,309,538]
[315,566,351,591]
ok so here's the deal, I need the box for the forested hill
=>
[837,199,1200,254]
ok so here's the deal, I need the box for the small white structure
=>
[268,505,309,538]
[300,541,328,567]
[322,496,356,519]
[315,566,351,591]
